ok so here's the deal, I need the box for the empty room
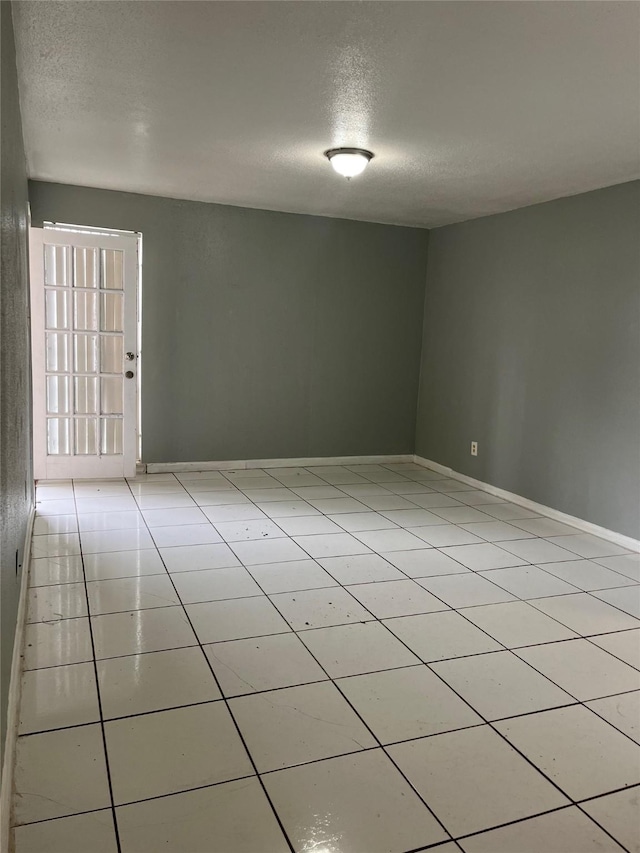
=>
[1,1,639,852]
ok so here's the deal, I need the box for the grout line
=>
[70,480,122,853]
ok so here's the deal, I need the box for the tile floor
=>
[12,462,640,853]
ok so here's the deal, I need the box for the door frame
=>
[30,225,141,480]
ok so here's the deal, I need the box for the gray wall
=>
[29,183,429,463]
[416,181,640,539]
[1,0,32,756]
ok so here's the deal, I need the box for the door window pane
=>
[47,418,71,455]
[74,376,98,414]
[44,245,70,286]
[101,419,123,455]
[100,336,123,373]
[46,333,71,373]
[100,292,123,332]
[73,291,99,331]
[74,335,98,373]
[46,376,70,415]
[101,376,123,414]
[45,289,70,330]
[101,249,124,289]
[74,247,98,288]
[75,418,98,455]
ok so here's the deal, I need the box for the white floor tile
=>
[530,593,640,635]
[407,492,463,508]
[587,691,640,744]
[509,517,582,537]
[150,523,222,548]
[379,508,445,527]
[495,705,640,799]
[23,617,93,670]
[479,502,541,521]
[19,662,99,734]
[172,566,262,604]
[35,498,77,516]
[433,478,475,493]
[134,493,196,510]
[159,542,240,572]
[213,518,286,542]
[388,725,567,837]
[106,702,253,804]
[460,520,536,541]
[141,506,208,527]
[27,583,88,623]
[201,503,268,523]
[29,555,84,586]
[418,573,515,608]
[292,485,348,499]
[264,750,447,853]
[518,639,640,700]
[480,565,579,598]
[462,600,578,648]
[293,532,372,558]
[192,490,251,506]
[499,537,580,564]
[230,537,309,565]
[338,483,392,497]
[594,554,640,582]
[318,554,404,584]
[204,632,327,697]
[437,543,526,571]
[186,596,291,643]
[31,532,81,558]
[13,724,111,823]
[431,506,495,524]
[460,806,626,853]
[308,497,371,514]
[541,559,637,591]
[98,647,221,718]
[83,548,166,581]
[590,629,640,669]
[92,606,197,659]
[329,511,399,532]
[242,488,298,503]
[77,511,146,532]
[87,575,180,615]
[230,681,376,772]
[581,789,640,853]
[346,579,448,618]
[359,495,419,511]
[353,528,428,552]
[247,559,338,593]
[81,528,155,554]
[76,496,138,513]
[413,525,484,547]
[299,622,419,677]
[593,585,640,618]
[545,534,630,559]
[258,499,318,517]
[274,515,343,536]
[383,610,502,662]
[14,810,118,853]
[338,665,481,743]
[382,548,470,578]
[116,778,289,853]
[432,650,574,719]
[33,514,78,535]
[270,586,373,630]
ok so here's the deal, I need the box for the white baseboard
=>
[414,456,640,553]
[1,506,36,852]
[146,454,414,474]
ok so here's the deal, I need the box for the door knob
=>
[125,371,134,379]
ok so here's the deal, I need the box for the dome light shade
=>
[325,147,374,178]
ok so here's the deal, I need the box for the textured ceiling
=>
[12,1,640,227]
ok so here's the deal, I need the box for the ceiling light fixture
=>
[324,147,374,179]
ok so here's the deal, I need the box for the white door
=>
[30,227,139,479]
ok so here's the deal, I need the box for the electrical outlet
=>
[471,441,478,457]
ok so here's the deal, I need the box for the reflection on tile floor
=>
[13,462,640,852]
